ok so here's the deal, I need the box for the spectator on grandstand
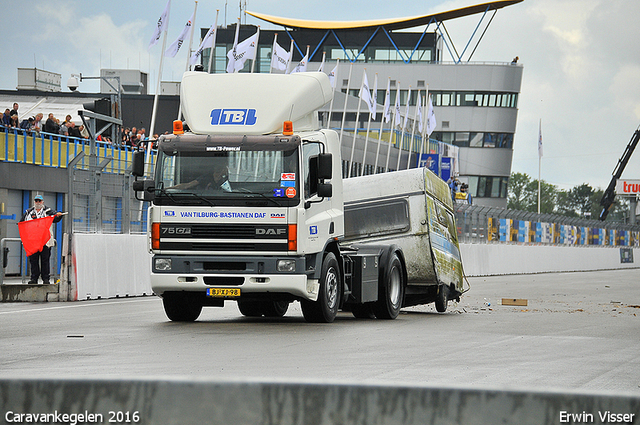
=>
[10,103,19,120]
[10,115,19,128]
[138,128,147,141]
[79,124,90,139]
[2,109,11,127]
[67,122,82,138]
[32,113,44,133]
[43,113,59,133]
[130,126,139,146]
[59,119,69,136]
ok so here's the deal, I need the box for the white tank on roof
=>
[180,71,333,135]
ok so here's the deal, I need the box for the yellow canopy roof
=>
[247,0,523,31]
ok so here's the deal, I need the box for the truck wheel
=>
[237,300,263,317]
[435,284,449,313]
[373,253,404,320]
[351,303,375,319]
[302,252,340,323]
[163,293,202,322]
[262,300,289,317]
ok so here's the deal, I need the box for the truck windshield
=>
[154,147,300,207]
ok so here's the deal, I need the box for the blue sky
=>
[2,0,640,191]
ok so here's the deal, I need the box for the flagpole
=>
[348,68,366,178]
[386,82,399,173]
[406,89,421,170]
[177,1,199,121]
[184,1,198,72]
[361,73,377,176]
[326,58,339,129]
[396,86,411,172]
[207,10,220,73]
[318,51,326,72]
[338,63,353,158]
[418,87,428,168]
[250,26,260,73]
[227,18,240,73]
[374,77,390,173]
[270,33,277,74]
[538,118,542,214]
[149,20,169,143]
[286,39,294,74]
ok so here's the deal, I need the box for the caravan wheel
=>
[435,284,449,313]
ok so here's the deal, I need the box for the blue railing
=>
[1,125,155,173]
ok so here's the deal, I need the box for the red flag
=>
[18,216,55,256]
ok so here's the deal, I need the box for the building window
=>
[464,175,509,198]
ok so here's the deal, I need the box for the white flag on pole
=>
[226,21,241,73]
[403,87,411,130]
[538,119,543,157]
[165,10,195,58]
[149,0,171,51]
[190,23,216,65]
[359,72,373,116]
[370,74,378,121]
[393,86,402,127]
[290,53,308,73]
[328,63,338,88]
[317,52,326,72]
[270,37,289,72]
[426,95,437,136]
[417,92,424,134]
[382,79,391,124]
[227,29,258,73]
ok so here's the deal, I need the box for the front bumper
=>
[150,255,319,301]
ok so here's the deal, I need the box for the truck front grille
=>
[159,224,289,252]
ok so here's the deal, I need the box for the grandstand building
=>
[202,0,524,207]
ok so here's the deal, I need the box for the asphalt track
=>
[1,268,639,394]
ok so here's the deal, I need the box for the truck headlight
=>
[277,259,296,272]
[155,258,172,271]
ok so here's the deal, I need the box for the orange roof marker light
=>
[283,121,293,135]
[173,120,184,135]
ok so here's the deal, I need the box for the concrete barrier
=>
[65,235,639,300]
[460,243,640,276]
[1,378,638,425]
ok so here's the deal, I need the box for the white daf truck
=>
[132,70,464,323]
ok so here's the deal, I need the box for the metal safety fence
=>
[454,203,640,247]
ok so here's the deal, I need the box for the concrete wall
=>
[1,378,638,425]
[67,235,638,300]
[460,243,640,276]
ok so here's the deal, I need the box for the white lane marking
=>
[0,297,159,315]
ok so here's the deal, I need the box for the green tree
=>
[507,172,557,213]
[506,172,533,210]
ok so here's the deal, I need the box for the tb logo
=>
[210,109,257,125]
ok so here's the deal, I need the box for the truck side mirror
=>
[132,151,145,177]
[132,179,155,202]
[317,153,332,180]
[317,183,332,198]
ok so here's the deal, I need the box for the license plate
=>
[207,288,241,297]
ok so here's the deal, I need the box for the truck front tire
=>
[162,292,203,322]
[302,252,340,323]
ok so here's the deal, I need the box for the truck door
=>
[300,141,335,254]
